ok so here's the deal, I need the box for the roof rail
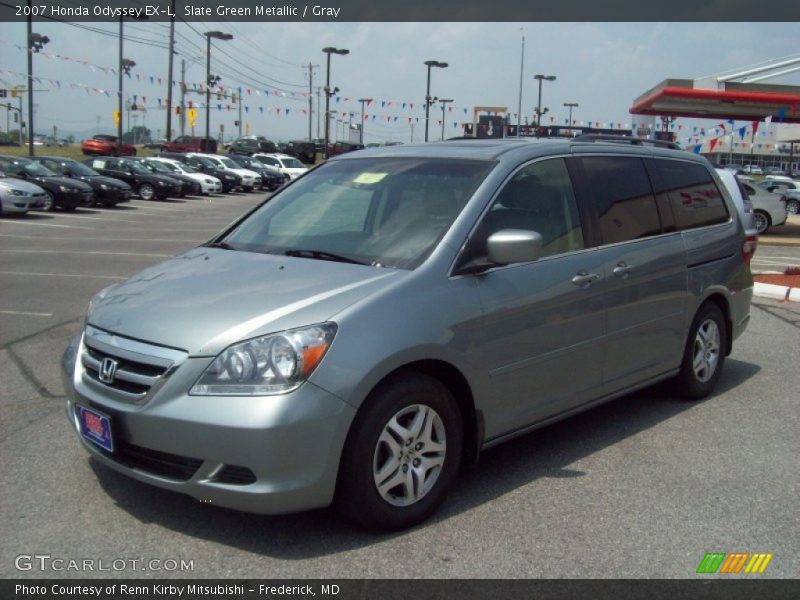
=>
[573,133,682,151]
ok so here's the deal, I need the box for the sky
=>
[1,21,800,144]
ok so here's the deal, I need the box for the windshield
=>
[221,157,494,270]
[145,160,172,173]
[157,161,179,172]
[281,157,305,169]
[192,157,217,169]
[22,161,56,177]
[65,161,99,176]
[123,161,150,175]
[219,157,240,169]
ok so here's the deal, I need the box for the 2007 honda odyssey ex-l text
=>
[62,136,753,530]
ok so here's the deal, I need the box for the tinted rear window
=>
[581,156,661,245]
[651,159,728,230]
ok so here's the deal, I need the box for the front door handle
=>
[612,262,633,279]
[572,271,600,287]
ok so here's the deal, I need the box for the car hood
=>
[229,168,259,179]
[0,178,45,193]
[33,176,93,191]
[77,175,131,189]
[87,247,405,356]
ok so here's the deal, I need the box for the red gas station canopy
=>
[630,79,800,124]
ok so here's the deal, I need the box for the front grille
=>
[82,343,167,398]
[112,442,202,481]
[79,326,186,403]
[216,465,257,485]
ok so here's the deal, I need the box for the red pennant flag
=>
[709,138,718,151]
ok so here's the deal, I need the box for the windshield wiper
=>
[205,241,233,250]
[283,249,368,265]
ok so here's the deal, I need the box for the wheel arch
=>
[353,359,482,466]
[698,292,734,356]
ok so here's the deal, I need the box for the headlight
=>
[157,180,166,186]
[100,184,109,190]
[58,185,71,192]
[205,179,214,184]
[190,323,337,396]
[10,189,28,196]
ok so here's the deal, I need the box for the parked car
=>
[757,178,800,215]
[147,157,223,195]
[0,155,94,211]
[31,157,132,207]
[739,180,788,234]
[160,136,217,154]
[742,164,763,175]
[84,157,181,201]
[284,140,323,165]
[229,136,278,156]
[716,168,758,257]
[330,141,366,156]
[226,153,285,191]
[0,171,47,214]
[62,137,752,530]
[186,153,259,192]
[159,152,241,193]
[764,166,787,176]
[81,134,136,157]
[137,158,202,196]
[253,153,308,182]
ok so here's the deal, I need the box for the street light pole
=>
[322,46,349,159]
[165,0,176,142]
[358,98,371,145]
[517,29,524,137]
[26,6,49,156]
[564,102,578,131]
[439,99,453,140]
[204,31,233,144]
[424,60,448,142]
[534,74,556,129]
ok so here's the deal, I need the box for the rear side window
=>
[581,156,661,245]
[651,159,729,230]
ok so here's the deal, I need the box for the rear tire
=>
[787,199,800,216]
[674,303,727,400]
[335,373,463,531]
[754,210,770,234]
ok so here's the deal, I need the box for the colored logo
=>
[696,552,773,574]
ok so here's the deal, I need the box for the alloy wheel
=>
[41,191,55,212]
[139,184,155,201]
[754,212,769,234]
[692,319,720,383]
[372,404,447,507]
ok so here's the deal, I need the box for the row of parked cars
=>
[0,151,309,215]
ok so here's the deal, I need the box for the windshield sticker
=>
[353,173,387,185]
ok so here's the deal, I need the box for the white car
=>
[757,178,800,215]
[742,164,763,175]
[253,153,308,181]
[187,153,260,192]
[0,171,47,214]
[738,178,789,234]
[148,157,223,195]
[716,169,758,256]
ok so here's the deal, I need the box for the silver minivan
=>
[62,137,753,530]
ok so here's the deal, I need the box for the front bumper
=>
[200,180,223,194]
[2,195,44,212]
[57,189,94,208]
[95,187,132,205]
[61,333,355,515]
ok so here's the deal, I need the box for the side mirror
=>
[487,229,543,265]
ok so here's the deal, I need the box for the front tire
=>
[335,373,463,531]
[674,303,727,400]
[138,183,155,201]
[41,191,55,212]
[754,210,771,234]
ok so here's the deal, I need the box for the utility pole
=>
[302,63,318,141]
[316,87,321,139]
[238,86,242,138]
[165,0,175,142]
[517,29,524,137]
[179,59,186,136]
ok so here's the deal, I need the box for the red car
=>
[81,135,136,157]
[160,135,217,153]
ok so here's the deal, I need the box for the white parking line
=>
[0,310,53,317]
[0,271,126,280]
[3,250,172,258]
[39,213,153,223]
[0,234,200,243]
[0,220,93,230]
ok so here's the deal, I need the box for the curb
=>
[753,282,800,302]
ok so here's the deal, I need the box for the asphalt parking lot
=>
[1,195,798,579]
